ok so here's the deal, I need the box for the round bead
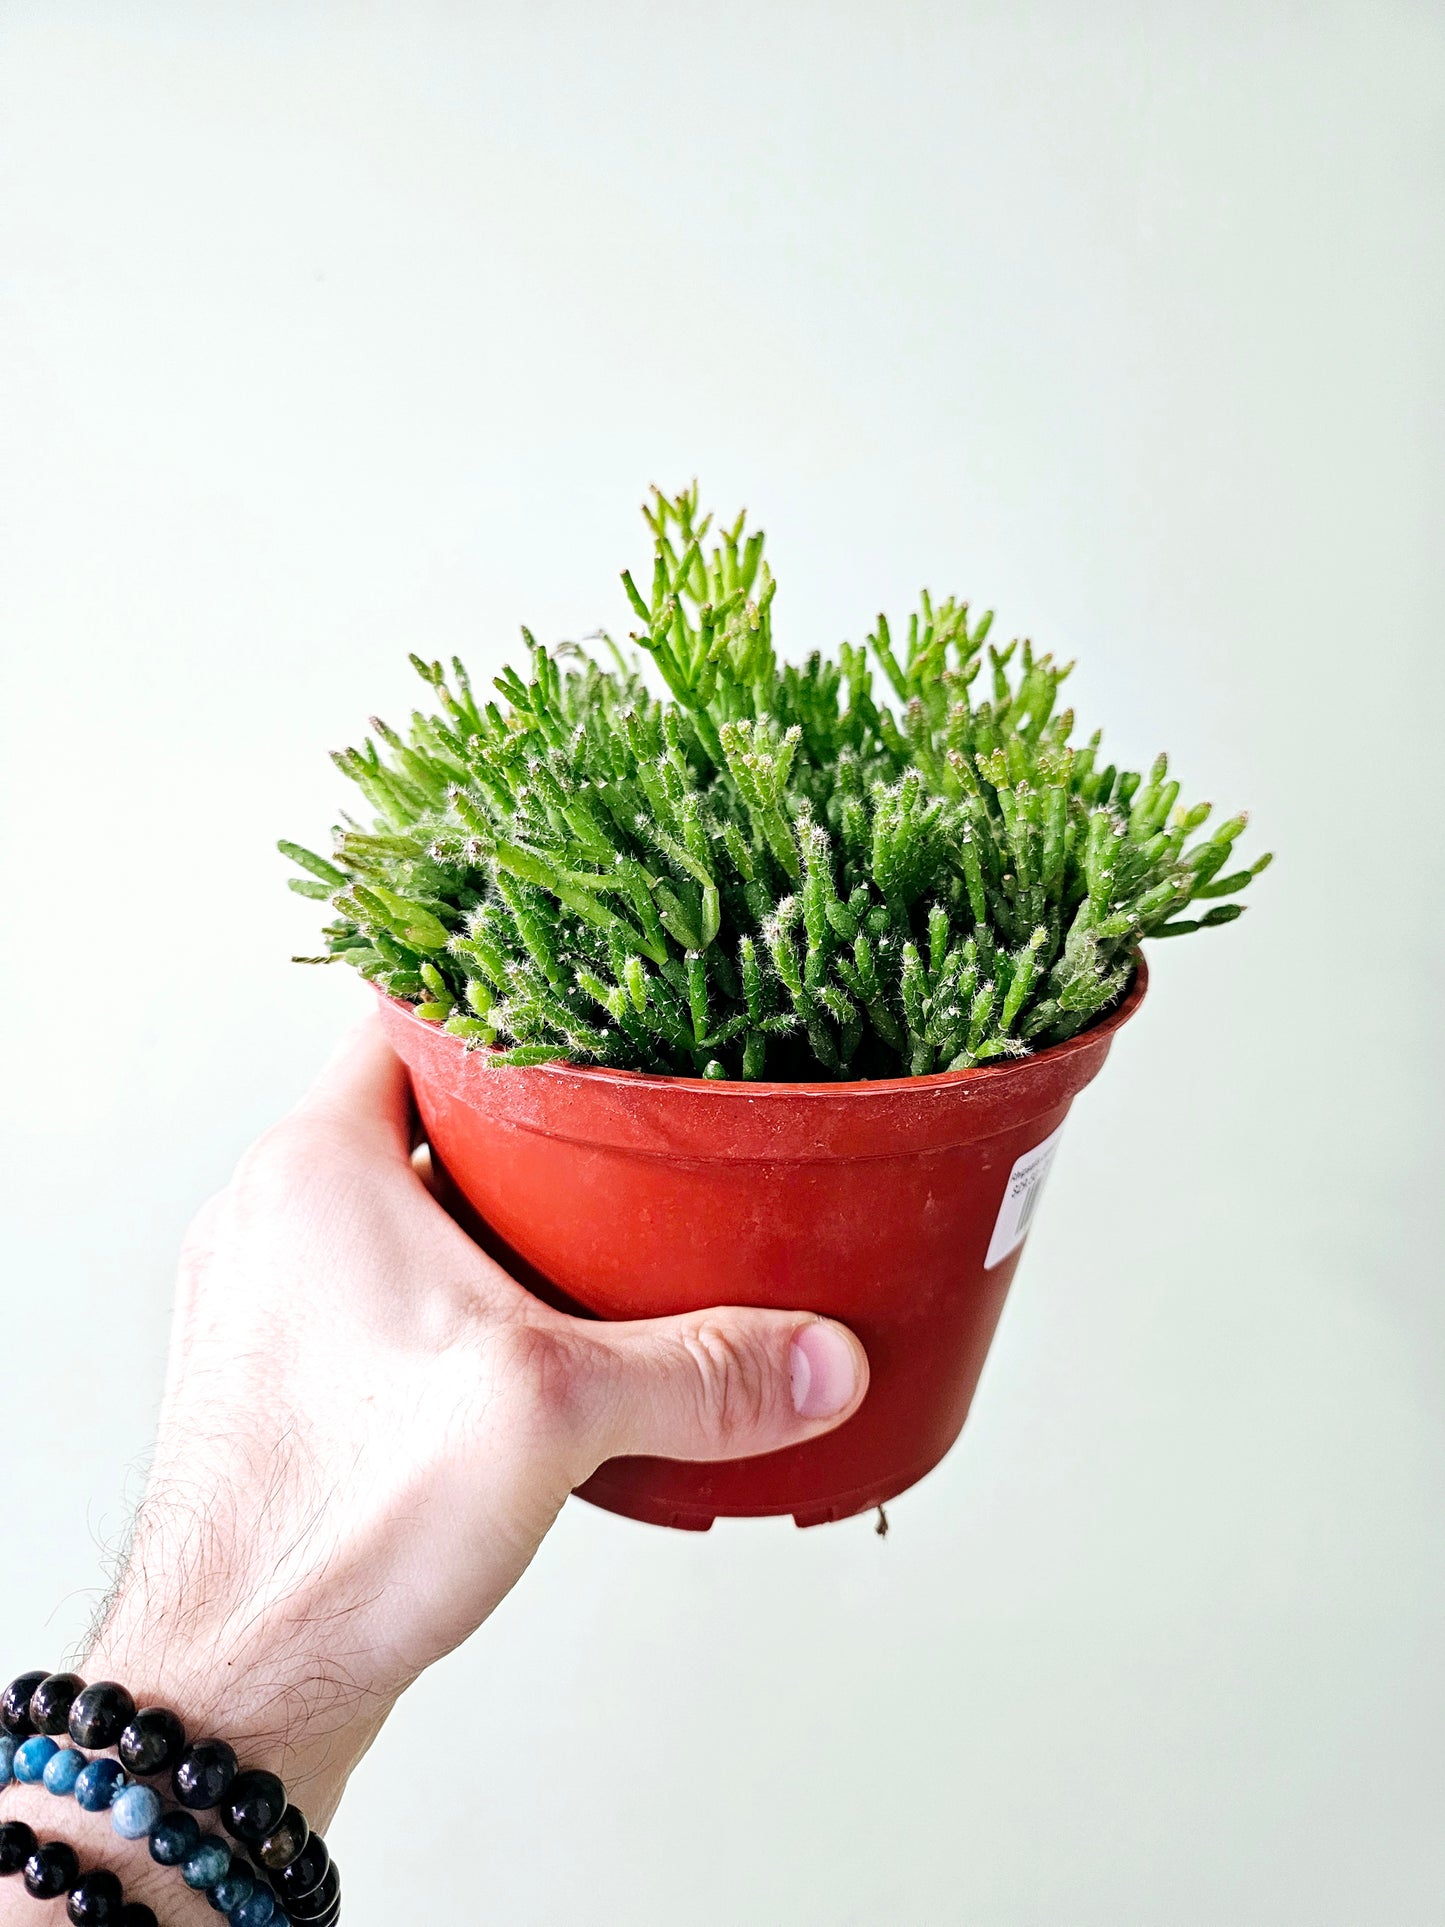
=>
[0,1733,15,1788]
[65,1868,124,1923]
[43,1747,88,1797]
[118,1707,187,1778]
[285,1864,339,1922]
[181,1835,233,1890]
[110,1782,164,1840]
[148,1808,201,1865]
[221,1770,287,1844]
[209,1870,255,1913]
[173,1738,239,1811]
[69,1682,137,1751]
[74,1757,127,1812]
[31,1674,87,1737]
[24,1839,81,1899]
[256,1806,309,1872]
[1,1672,49,1738]
[121,1909,160,1927]
[274,1833,329,1902]
[0,1820,39,1875]
[14,1734,59,1783]
[233,1887,278,1926]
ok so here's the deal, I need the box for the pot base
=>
[574,1445,953,1530]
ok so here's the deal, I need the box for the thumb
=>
[571,1309,869,1465]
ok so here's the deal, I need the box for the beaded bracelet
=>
[0,1816,158,1924]
[2,1675,341,1927]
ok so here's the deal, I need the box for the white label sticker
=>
[985,1123,1065,1269]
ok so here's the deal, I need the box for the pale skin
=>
[0,1016,868,1919]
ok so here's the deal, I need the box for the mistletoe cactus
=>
[283,486,1269,1080]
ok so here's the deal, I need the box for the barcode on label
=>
[1016,1173,1047,1237]
[984,1123,1065,1269]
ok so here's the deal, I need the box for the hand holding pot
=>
[71,1016,867,1832]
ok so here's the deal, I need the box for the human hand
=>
[75,1013,869,1834]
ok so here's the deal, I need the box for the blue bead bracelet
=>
[1,1724,294,1925]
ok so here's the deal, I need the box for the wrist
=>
[80,1482,401,1832]
[82,1613,386,1833]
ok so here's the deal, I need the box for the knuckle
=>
[229,1111,370,1222]
[488,1318,603,1443]
[681,1321,771,1447]
[231,1116,320,1196]
[177,1187,228,1273]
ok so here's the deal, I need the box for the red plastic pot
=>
[376,958,1147,1529]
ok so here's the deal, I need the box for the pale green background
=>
[2,6,1442,1922]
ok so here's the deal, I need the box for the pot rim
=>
[378,951,1148,1098]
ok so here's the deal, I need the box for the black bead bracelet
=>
[2,1669,342,1923]
[0,1817,158,1925]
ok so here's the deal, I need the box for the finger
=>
[294,1010,415,1161]
[565,1308,869,1465]
[410,1140,442,1198]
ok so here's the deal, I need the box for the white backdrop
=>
[2,6,1442,1922]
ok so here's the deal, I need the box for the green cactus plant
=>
[284,485,1269,1080]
